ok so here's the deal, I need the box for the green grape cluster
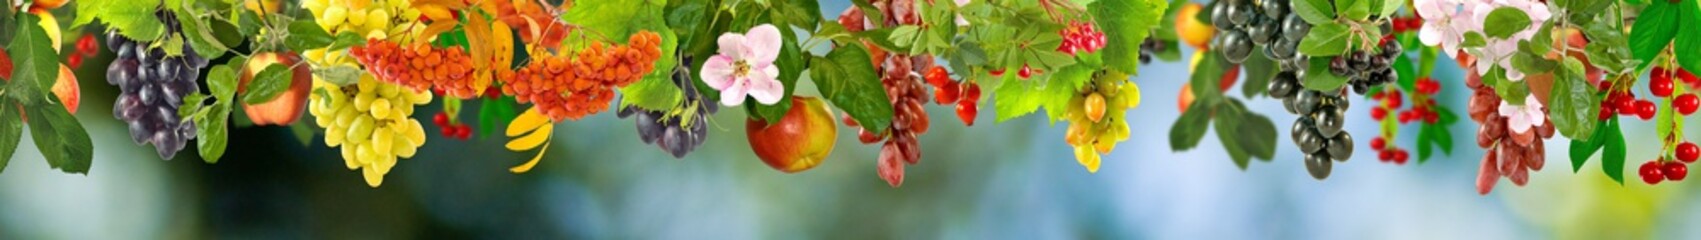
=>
[308,74,432,187]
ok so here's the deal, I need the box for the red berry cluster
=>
[847,55,933,187]
[1640,142,1696,185]
[349,39,478,98]
[432,112,473,140]
[1366,78,1443,165]
[1389,17,1425,34]
[990,65,1040,80]
[1599,81,1658,120]
[924,66,982,126]
[1057,22,1107,55]
[68,34,100,68]
[1368,136,1409,164]
[497,31,664,122]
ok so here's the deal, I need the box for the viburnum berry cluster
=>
[1056,21,1107,55]
[497,31,664,122]
[924,66,981,126]
[431,112,473,140]
[349,39,478,98]
[1469,73,1554,194]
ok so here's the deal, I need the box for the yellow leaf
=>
[464,15,492,71]
[416,5,457,22]
[491,21,514,70]
[508,107,550,137]
[419,21,460,43]
[506,124,551,151]
[412,0,468,10]
[509,141,549,173]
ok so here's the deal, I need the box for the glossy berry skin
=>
[1370,137,1386,150]
[1637,100,1658,120]
[1666,162,1689,181]
[1017,65,1033,79]
[1679,142,1700,163]
[1641,161,1666,184]
[1677,94,1700,115]
[956,103,977,126]
[925,67,950,86]
[1651,74,1675,97]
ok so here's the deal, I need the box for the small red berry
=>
[1393,150,1409,165]
[1637,100,1658,120]
[1599,107,1612,120]
[935,81,962,104]
[433,112,450,126]
[1598,80,1614,92]
[962,83,982,102]
[990,68,1006,77]
[956,103,978,126]
[1651,73,1675,97]
[457,125,474,139]
[440,126,457,136]
[1378,150,1395,162]
[1679,142,1700,163]
[76,34,98,56]
[1370,137,1387,150]
[1370,108,1387,120]
[1678,68,1700,85]
[1641,161,1667,184]
[1677,94,1700,115]
[1665,162,1689,181]
[925,66,951,86]
[1017,65,1034,79]
[67,54,82,68]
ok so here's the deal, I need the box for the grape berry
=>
[1468,73,1554,194]
[103,11,208,160]
[307,75,433,187]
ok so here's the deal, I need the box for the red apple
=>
[238,52,312,126]
[747,96,839,173]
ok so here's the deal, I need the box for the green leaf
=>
[1675,2,1701,73]
[1483,7,1532,39]
[1214,106,1251,169]
[1298,23,1352,56]
[1294,0,1337,24]
[86,0,167,41]
[1462,32,1488,48]
[26,103,93,173]
[618,77,684,112]
[208,65,240,101]
[812,44,894,134]
[9,14,60,100]
[196,104,230,163]
[236,10,262,37]
[774,0,822,30]
[850,0,886,28]
[1602,119,1626,184]
[242,65,294,104]
[1628,3,1679,71]
[1169,101,1213,151]
[1570,120,1610,172]
[1509,52,1556,73]
[177,9,230,60]
[1241,48,1278,98]
[1547,58,1599,139]
[286,20,336,52]
[888,25,923,50]
[1301,57,1351,91]
[1419,47,1439,78]
[1091,0,1168,74]
[327,32,366,51]
[564,0,669,42]
[0,100,21,173]
[1394,53,1417,92]
[1190,52,1230,102]
[1235,107,1278,160]
[1340,0,1371,20]
[1043,66,1096,122]
[312,66,363,86]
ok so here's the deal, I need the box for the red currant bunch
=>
[1640,158,1689,185]
[1369,136,1409,165]
[1057,22,1107,55]
[1389,16,1424,34]
[67,34,101,68]
[432,112,473,140]
[924,66,983,126]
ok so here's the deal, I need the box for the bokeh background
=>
[3,0,1699,239]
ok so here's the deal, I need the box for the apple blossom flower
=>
[701,24,786,107]
[1498,95,1546,134]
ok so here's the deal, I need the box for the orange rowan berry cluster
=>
[498,31,663,121]
[350,39,481,98]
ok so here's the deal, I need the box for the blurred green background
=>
[3,0,1700,239]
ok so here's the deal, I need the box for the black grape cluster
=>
[104,10,207,160]
[1211,0,1310,68]
[1333,40,1403,95]
[1137,38,1166,64]
[617,62,716,158]
[1269,76,1353,179]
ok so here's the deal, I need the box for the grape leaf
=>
[1091,0,1168,75]
[1483,7,1532,39]
[8,14,59,101]
[208,65,240,101]
[0,100,21,174]
[285,20,335,52]
[1675,2,1701,73]
[812,44,894,134]
[82,0,167,41]
[26,103,93,174]
[619,75,685,112]
[243,65,294,104]
[562,0,667,42]
[1298,22,1351,57]
[1628,2,1678,71]
[327,32,366,51]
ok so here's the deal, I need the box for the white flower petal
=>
[745,70,786,105]
[718,33,750,61]
[719,78,750,107]
[700,55,738,90]
[745,24,784,65]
